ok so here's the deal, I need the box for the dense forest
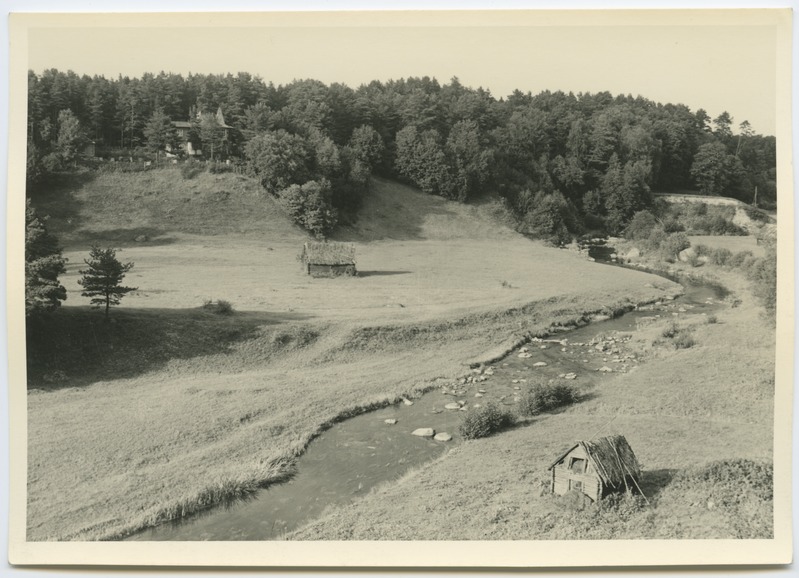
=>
[27,69,777,241]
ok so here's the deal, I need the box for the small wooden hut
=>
[547,435,641,502]
[300,242,357,278]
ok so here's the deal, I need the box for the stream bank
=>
[126,261,726,541]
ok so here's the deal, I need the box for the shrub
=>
[661,322,679,339]
[691,214,746,236]
[181,163,204,180]
[208,162,235,174]
[277,179,338,239]
[686,202,708,218]
[743,206,771,224]
[659,232,691,263]
[202,299,234,315]
[458,403,515,440]
[672,332,696,349]
[661,322,695,348]
[518,380,578,417]
[746,250,777,316]
[706,314,718,324]
[708,248,733,266]
[728,250,754,268]
[644,228,668,252]
[623,210,659,242]
[692,244,710,257]
[686,253,704,268]
[661,217,685,233]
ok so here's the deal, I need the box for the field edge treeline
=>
[27,70,777,242]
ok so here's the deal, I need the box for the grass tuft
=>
[202,299,234,315]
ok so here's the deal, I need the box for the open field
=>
[27,172,681,541]
[688,235,767,258]
[289,265,775,540]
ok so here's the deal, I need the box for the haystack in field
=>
[547,434,642,502]
[300,242,357,278]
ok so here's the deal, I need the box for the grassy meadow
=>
[27,168,684,541]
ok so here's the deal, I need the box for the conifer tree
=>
[78,246,137,318]
[25,199,67,316]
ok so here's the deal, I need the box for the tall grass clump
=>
[202,299,234,315]
[458,402,515,440]
[518,379,578,416]
[659,322,695,349]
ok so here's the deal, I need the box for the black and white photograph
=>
[4,4,794,569]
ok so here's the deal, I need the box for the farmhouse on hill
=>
[547,434,642,502]
[300,242,357,278]
[170,107,233,157]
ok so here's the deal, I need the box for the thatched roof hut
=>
[300,242,357,278]
[547,434,641,501]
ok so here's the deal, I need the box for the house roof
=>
[548,434,641,487]
[171,107,233,130]
[301,242,356,265]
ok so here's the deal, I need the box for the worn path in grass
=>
[27,171,680,540]
[288,266,775,540]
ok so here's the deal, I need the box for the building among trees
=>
[170,107,232,157]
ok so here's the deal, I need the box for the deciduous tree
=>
[56,109,85,163]
[245,129,312,193]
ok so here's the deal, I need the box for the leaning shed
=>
[300,242,357,278]
[547,434,642,502]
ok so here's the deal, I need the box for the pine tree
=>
[143,107,178,159]
[78,247,137,318]
[25,199,67,316]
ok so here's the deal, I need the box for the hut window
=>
[569,457,587,474]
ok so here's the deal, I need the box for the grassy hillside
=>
[31,167,307,249]
[288,266,775,540]
[27,169,688,541]
[333,177,518,242]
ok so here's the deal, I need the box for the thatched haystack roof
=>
[548,434,641,487]
[301,242,356,266]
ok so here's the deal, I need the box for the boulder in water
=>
[434,432,452,442]
[412,428,435,437]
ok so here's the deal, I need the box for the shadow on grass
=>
[27,173,92,242]
[329,178,466,243]
[357,270,412,278]
[638,468,678,501]
[26,306,315,390]
[72,226,179,248]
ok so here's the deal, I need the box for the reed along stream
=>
[125,254,727,541]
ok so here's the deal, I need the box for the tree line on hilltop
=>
[28,69,776,244]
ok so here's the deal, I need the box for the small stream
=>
[126,247,727,541]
